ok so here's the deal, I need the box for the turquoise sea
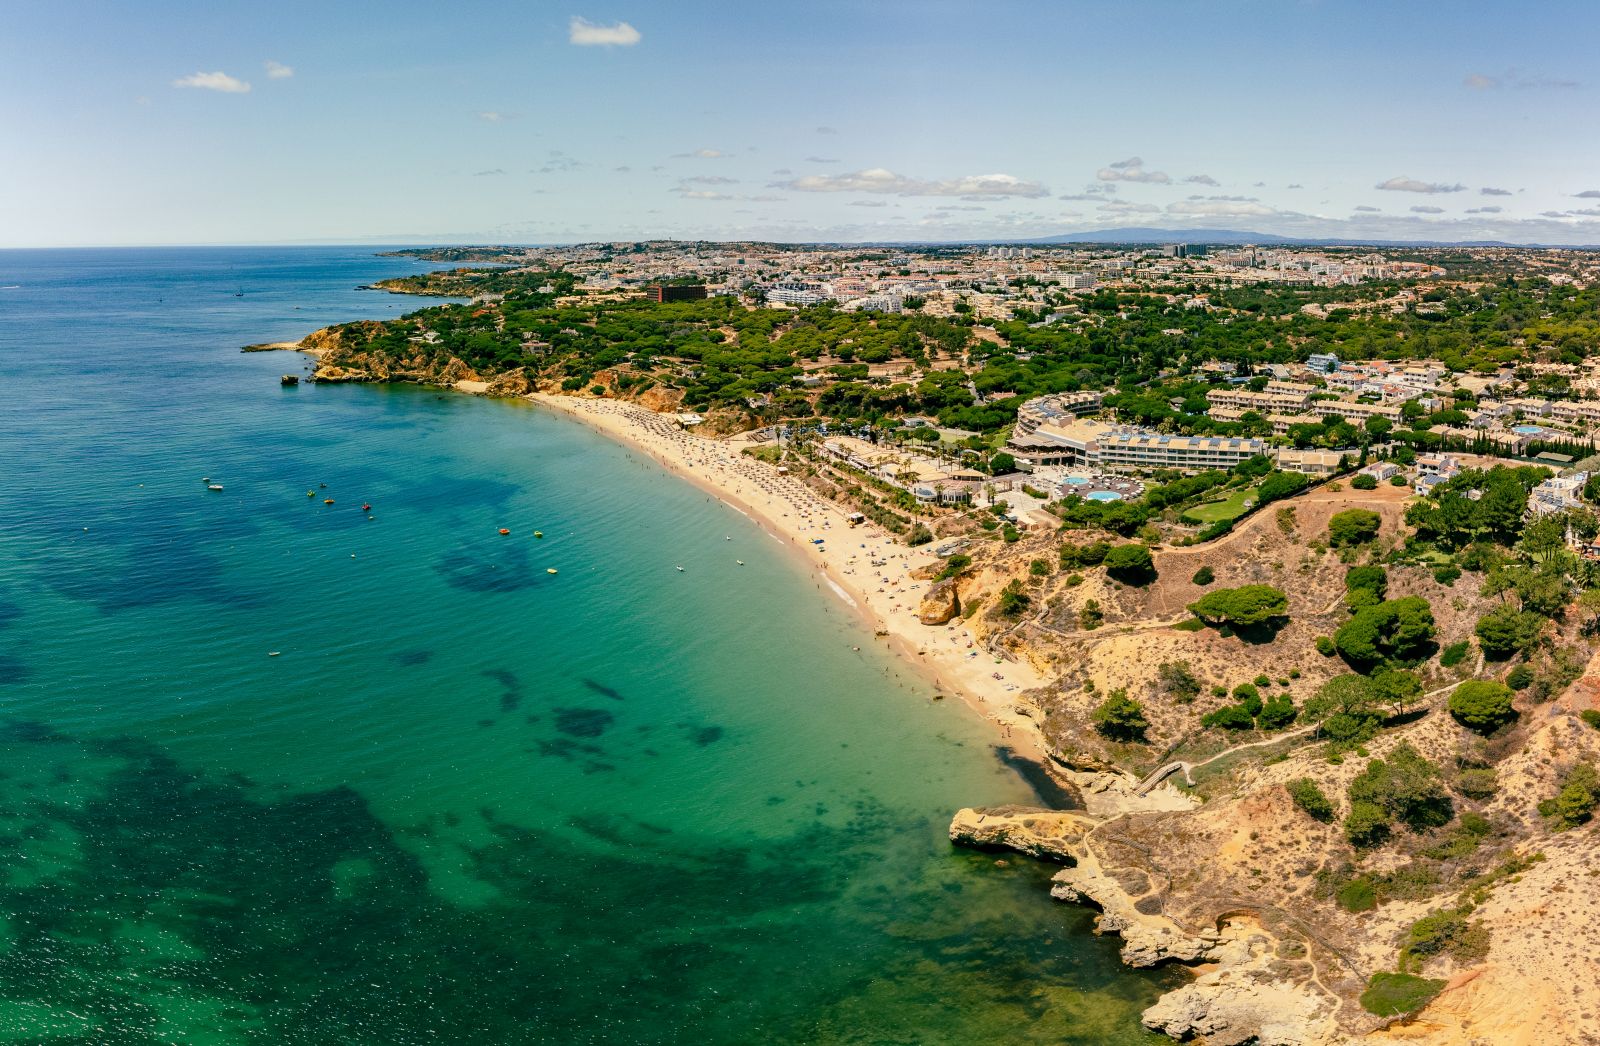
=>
[0,247,1177,1043]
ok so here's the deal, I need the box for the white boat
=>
[675,565,685,572]
[207,484,224,492]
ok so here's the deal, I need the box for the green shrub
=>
[1092,690,1149,742]
[1475,604,1543,661]
[1334,596,1436,669]
[1506,664,1534,690]
[1351,473,1378,490]
[1344,800,1391,848]
[1287,777,1334,822]
[1337,877,1377,912]
[1448,680,1516,734]
[1157,660,1202,703]
[997,580,1030,617]
[1582,709,1600,730]
[936,554,972,581]
[1188,585,1289,627]
[1192,565,1215,586]
[1389,474,1409,487]
[1345,565,1388,600]
[1539,762,1600,830]
[1360,972,1446,1017]
[1329,508,1382,547]
[1439,641,1470,668]
[1258,694,1299,730]
[1455,767,1498,800]
[1315,635,1336,657]
[1347,742,1453,837]
[1201,703,1256,730]
[1403,907,1489,966]
[1103,543,1155,584]
[1433,564,1462,585]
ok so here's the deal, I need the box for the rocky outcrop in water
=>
[950,805,1340,1046]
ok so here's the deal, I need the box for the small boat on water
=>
[324,498,334,505]
[281,375,299,386]
[362,503,371,511]
[268,651,280,657]
[534,531,544,538]
[207,484,224,492]
[736,560,744,566]
[499,528,511,535]
[675,565,685,572]
[547,568,558,575]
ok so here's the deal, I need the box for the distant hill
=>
[1022,227,1563,248]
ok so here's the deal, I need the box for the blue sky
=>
[4,0,1600,246]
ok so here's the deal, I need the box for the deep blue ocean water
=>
[0,247,1176,1043]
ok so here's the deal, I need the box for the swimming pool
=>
[1086,490,1123,502]
[1513,425,1542,435]
[1062,476,1091,486]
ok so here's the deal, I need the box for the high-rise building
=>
[644,284,708,303]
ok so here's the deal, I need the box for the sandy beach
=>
[523,393,1057,769]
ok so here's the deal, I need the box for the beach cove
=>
[0,246,1180,1042]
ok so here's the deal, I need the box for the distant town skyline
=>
[6,0,1600,247]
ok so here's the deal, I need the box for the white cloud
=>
[772,168,1049,198]
[1480,187,1513,196]
[1097,200,1160,215]
[678,190,733,200]
[1466,206,1503,214]
[264,60,293,79]
[171,71,251,93]
[934,205,986,212]
[1464,68,1579,91]
[1096,156,1170,183]
[1410,205,1445,214]
[478,111,511,122]
[1165,199,1277,217]
[569,17,641,46]
[1376,176,1465,194]
[1576,190,1600,199]
[681,175,738,185]
[1354,205,1381,212]
[473,169,506,177]
[804,156,839,164]
[848,200,888,208]
[673,148,726,158]
[1183,174,1220,187]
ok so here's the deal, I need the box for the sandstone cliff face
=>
[918,579,961,625]
[951,804,1343,1046]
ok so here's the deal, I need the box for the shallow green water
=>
[0,247,1178,1043]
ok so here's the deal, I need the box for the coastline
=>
[520,393,1065,786]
